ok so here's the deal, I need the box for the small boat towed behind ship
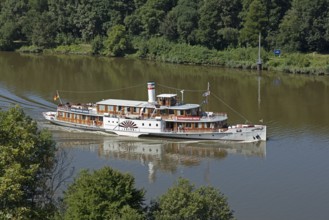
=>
[43,82,266,142]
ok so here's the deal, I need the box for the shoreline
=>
[15,44,329,76]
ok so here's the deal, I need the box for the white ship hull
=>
[44,112,266,142]
[146,125,266,142]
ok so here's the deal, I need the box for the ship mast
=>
[257,32,262,72]
[202,82,211,108]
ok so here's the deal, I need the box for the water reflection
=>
[53,131,266,183]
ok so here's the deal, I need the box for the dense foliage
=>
[0,106,57,219]
[1,0,329,54]
[63,166,146,220]
[149,178,234,220]
[62,168,234,220]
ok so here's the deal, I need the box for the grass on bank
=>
[16,40,329,75]
[17,44,93,55]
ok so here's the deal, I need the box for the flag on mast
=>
[53,91,60,101]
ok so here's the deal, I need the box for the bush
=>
[149,178,234,220]
[91,35,104,55]
[63,167,145,220]
[0,106,57,219]
[17,45,43,53]
[49,44,92,55]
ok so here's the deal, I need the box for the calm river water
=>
[1,51,329,219]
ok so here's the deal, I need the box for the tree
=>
[277,0,329,52]
[127,0,177,37]
[63,166,145,220]
[160,0,199,44]
[22,10,57,48]
[149,178,234,220]
[0,106,57,219]
[197,0,241,49]
[239,0,268,47]
[104,24,131,56]
[0,0,30,50]
[263,0,292,49]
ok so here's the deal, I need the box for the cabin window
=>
[90,116,96,120]
[133,107,138,113]
[82,115,86,120]
[171,97,176,106]
[205,123,210,128]
[191,108,197,116]
[156,124,158,127]
[177,110,183,116]
[118,106,122,111]
[126,107,130,113]
[149,123,151,126]
[186,123,191,128]
[99,105,105,111]
[186,109,191,115]
[169,109,174,114]
[160,109,167,114]
[108,106,114,111]
[67,113,70,118]
[142,123,144,126]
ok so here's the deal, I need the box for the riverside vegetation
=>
[1,0,329,75]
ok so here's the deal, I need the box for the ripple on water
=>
[0,87,57,119]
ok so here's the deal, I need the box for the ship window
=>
[108,106,114,111]
[67,113,70,118]
[90,116,96,120]
[99,105,105,111]
[142,123,144,126]
[99,117,103,122]
[118,106,122,111]
[169,109,174,114]
[156,124,158,127]
[82,115,86,120]
[133,107,138,113]
[149,123,151,126]
[191,108,197,116]
[186,123,191,128]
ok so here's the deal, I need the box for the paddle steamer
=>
[43,82,266,142]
